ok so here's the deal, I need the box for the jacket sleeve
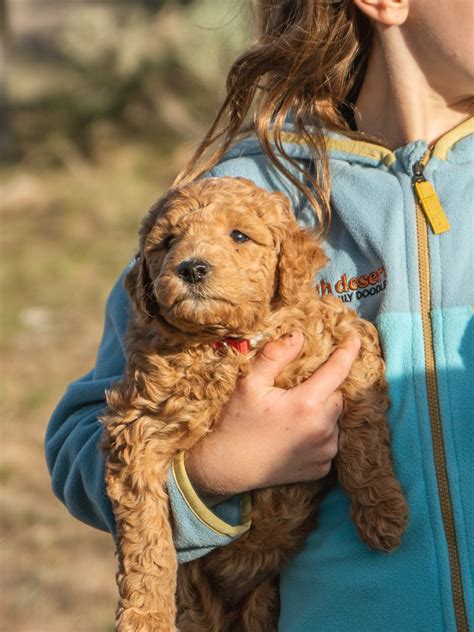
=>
[44,263,251,563]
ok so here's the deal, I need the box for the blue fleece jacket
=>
[45,118,474,632]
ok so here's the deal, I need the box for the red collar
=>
[212,337,251,354]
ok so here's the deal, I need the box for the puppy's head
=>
[126,177,326,338]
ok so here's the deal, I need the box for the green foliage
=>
[8,1,249,165]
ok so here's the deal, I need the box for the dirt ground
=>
[0,142,191,632]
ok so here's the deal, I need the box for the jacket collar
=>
[223,117,474,168]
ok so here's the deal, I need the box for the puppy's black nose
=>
[177,259,210,284]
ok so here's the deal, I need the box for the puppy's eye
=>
[230,230,250,243]
[162,235,175,250]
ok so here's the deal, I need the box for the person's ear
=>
[352,0,409,26]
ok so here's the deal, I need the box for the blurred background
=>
[0,1,249,629]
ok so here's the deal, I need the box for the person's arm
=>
[45,265,251,562]
[45,268,129,534]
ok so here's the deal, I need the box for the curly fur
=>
[101,177,408,632]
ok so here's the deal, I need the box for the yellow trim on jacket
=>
[280,116,473,164]
[431,117,474,160]
[171,452,252,537]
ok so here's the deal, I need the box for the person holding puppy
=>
[46,1,473,630]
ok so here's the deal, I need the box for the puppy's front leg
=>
[115,495,177,632]
[105,435,178,632]
[337,379,408,552]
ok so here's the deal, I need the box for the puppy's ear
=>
[272,193,327,304]
[124,253,159,319]
[124,191,174,318]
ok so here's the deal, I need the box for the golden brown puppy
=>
[101,176,408,632]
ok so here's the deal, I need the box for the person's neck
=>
[355,28,473,150]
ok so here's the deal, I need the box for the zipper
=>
[412,153,468,632]
[413,158,450,234]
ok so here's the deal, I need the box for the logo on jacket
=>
[316,267,387,304]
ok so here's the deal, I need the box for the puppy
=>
[101,176,408,632]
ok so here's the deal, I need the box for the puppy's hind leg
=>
[176,561,230,632]
[229,577,280,632]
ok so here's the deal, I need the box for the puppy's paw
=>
[117,611,177,632]
[352,488,408,552]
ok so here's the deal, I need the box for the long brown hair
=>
[174,0,372,235]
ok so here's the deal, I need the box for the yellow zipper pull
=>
[412,160,450,234]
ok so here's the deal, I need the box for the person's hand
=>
[185,333,361,499]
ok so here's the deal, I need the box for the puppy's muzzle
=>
[177,259,211,284]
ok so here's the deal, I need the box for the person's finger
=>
[291,338,361,402]
[244,331,304,389]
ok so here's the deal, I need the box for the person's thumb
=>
[249,331,304,388]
